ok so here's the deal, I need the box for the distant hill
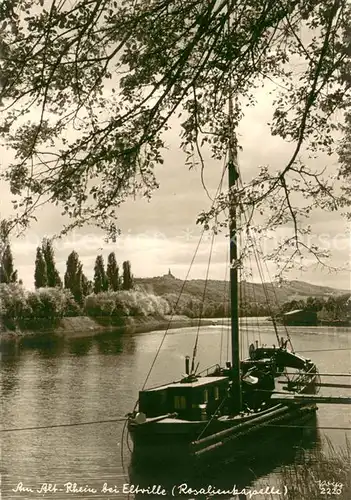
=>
[135,274,348,307]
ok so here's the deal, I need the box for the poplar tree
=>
[122,261,134,291]
[0,220,17,284]
[0,244,18,284]
[64,251,84,304]
[107,252,120,291]
[42,238,62,287]
[93,255,108,294]
[34,247,48,288]
[0,219,9,261]
[75,264,84,305]
[82,274,93,297]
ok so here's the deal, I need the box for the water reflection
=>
[129,415,320,500]
[1,357,20,399]
[95,333,124,355]
[1,330,136,360]
[1,339,20,358]
[20,335,66,357]
[1,322,350,500]
[68,337,94,356]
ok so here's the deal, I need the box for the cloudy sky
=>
[0,86,350,290]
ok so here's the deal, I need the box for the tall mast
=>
[228,90,242,412]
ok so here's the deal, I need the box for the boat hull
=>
[129,401,317,465]
[128,348,320,466]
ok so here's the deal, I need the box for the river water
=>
[1,318,350,500]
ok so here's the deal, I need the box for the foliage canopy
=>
[0,0,350,266]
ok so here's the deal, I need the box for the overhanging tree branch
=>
[0,0,349,270]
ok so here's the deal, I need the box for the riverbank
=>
[0,314,216,342]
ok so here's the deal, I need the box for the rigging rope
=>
[231,172,281,348]
[240,201,294,350]
[237,216,249,359]
[246,243,263,346]
[257,243,295,351]
[140,230,205,391]
[248,230,281,346]
[219,243,229,366]
[141,158,228,390]
[191,229,216,373]
[196,395,229,441]
[1,417,128,433]
[239,199,293,347]
[2,420,350,433]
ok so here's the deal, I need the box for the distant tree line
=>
[0,234,138,321]
[0,285,169,324]
[3,230,348,323]
[163,293,351,320]
[33,239,134,302]
[281,295,351,321]
[0,220,18,285]
[162,293,273,319]
[1,235,134,298]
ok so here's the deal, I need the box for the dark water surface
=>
[1,318,350,499]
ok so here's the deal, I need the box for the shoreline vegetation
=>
[0,277,350,342]
[1,240,349,339]
[0,314,217,343]
[276,438,350,500]
[0,282,217,342]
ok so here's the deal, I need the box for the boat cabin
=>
[139,376,229,421]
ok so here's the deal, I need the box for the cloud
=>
[0,84,349,290]
[9,222,349,290]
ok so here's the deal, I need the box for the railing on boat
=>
[198,364,221,376]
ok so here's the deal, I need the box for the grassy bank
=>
[0,314,216,342]
[0,285,218,341]
[251,438,351,500]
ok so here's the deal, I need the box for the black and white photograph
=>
[1,1,350,499]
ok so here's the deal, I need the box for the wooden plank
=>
[277,381,351,389]
[271,394,351,404]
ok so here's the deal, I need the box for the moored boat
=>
[128,345,319,464]
[127,83,320,467]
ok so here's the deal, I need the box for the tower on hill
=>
[163,268,175,278]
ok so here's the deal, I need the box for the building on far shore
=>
[282,309,318,326]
